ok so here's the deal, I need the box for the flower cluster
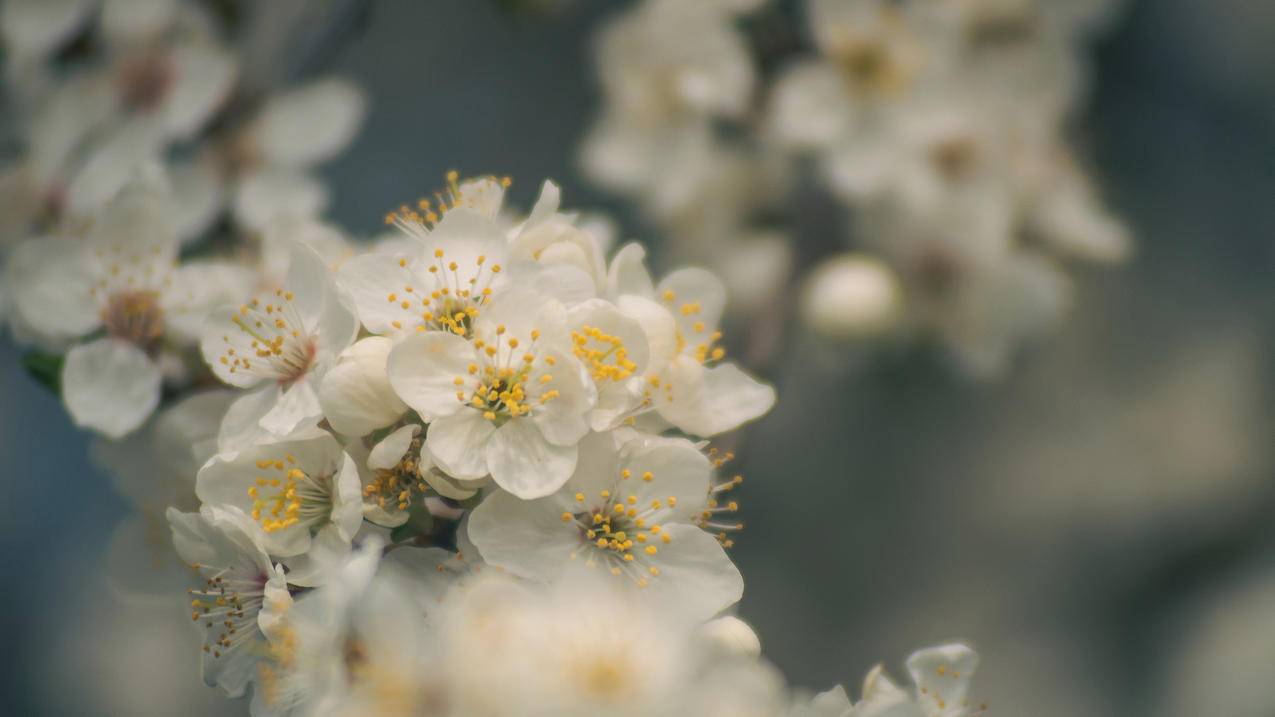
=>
[157,174,982,715]
[581,0,1130,376]
[0,0,368,438]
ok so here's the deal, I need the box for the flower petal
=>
[485,419,578,499]
[426,409,496,481]
[368,424,419,472]
[252,78,367,169]
[62,338,162,439]
[467,487,580,578]
[387,331,475,419]
[659,358,775,437]
[318,337,407,437]
[646,523,742,621]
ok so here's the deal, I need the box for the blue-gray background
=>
[5,0,1275,714]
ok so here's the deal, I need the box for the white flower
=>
[508,179,609,297]
[434,571,701,716]
[195,427,362,559]
[250,537,412,717]
[387,287,595,498]
[338,176,510,338]
[468,430,743,621]
[9,181,244,437]
[852,644,984,717]
[201,241,358,440]
[606,243,776,437]
[167,504,292,699]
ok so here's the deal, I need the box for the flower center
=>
[385,248,502,335]
[364,435,431,512]
[248,454,334,533]
[102,290,165,349]
[930,137,980,182]
[117,51,175,111]
[572,325,637,383]
[221,289,317,385]
[561,475,680,587]
[454,326,560,423]
[187,563,268,660]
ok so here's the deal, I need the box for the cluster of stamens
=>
[697,447,744,548]
[364,434,430,512]
[455,326,558,422]
[247,454,332,533]
[384,171,512,230]
[187,562,267,661]
[384,248,501,335]
[219,289,316,384]
[571,325,637,383]
[561,469,681,588]
[101,290,165,348]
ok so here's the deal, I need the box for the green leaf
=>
[22,351,64,395]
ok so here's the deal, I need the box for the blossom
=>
[194,427,362,559]
[387,286,595,498]
[468,430,743,621]
[337,175,511,339]
[353,422,478,528]
[201,241,358,440]
[606,242,776,436]
[167,504,292,699]
[853,644,985,717]
[8,181,250,437]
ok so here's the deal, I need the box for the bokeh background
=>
[4,0,1275,715]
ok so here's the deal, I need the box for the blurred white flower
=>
[800,252,903,339]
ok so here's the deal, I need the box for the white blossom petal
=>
[62,338,162,439]
[485,419,578,499]
[426,409,496,481]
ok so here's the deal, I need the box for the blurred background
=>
[4,0,1275,715]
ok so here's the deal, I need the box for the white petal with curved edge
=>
[162,42,237,141]
[336,252,426,335]
[8,238,99,343]
[258,377,322,436]
[368,424,419,471]
[646,523,743,621]
[606,242,655,300]
[387,331,475,419]
[253,78,367,168]
[660,358,775,437]
[319,337,407,437]
[65,121,165,219]
[62,338,162,439]
[467,487,580,578]
[485,419,578,499]
[233,168,328,232]
[426,410,496,481]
